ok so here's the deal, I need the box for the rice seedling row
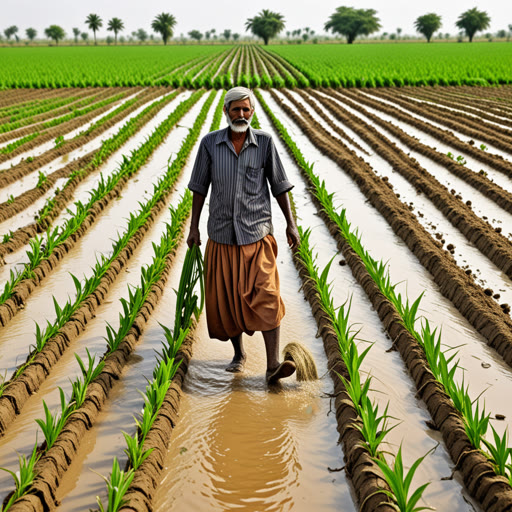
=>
[0,89,179,231]
[0,91,215,436]
[349,90,512,175]
[0,192,194,512]
[369,89,512,152]
[0,89,120,138]
[0,89,182,262]
[288,89,512,282]
[264,88,512,370]
[256,90,512,511]
[0,90,204,330]
[0,90,130,163]
[317,89,512,215]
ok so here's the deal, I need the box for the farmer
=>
[187,86,300,384]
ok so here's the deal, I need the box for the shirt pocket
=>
[244,166,265,196]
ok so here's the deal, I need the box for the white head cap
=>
[224,86,256,111]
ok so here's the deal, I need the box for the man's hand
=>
[187,226,201,248]
[286,223,300,251]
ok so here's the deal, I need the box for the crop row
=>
[0,88,181,259]
[266,88,512,370]
[256,90,512,511]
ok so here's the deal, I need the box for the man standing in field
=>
[187,86,299,384]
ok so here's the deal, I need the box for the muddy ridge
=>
[0,89,128,150]
[0,89,74,109]
[0,88,178,265]
[340,89,512,178]
[291,254,395,512]
[0,88,173,225]
[0,176,181,434]
[318,88,512,215]
[268,90,512,371]
[0,87,158,190]
[294,89,512,280]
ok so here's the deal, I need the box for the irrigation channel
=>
[0,85,511,512]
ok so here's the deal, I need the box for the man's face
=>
[224,98,254,133]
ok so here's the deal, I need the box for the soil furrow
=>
[339,89,512,178]
[319,88,512,215]
[268,90,512,370]
[0,90,197,329]
[368,89,512,152]
[0,89,132,166]
[0,89,74,109]
[116,328,196,512]
[0,169,186,434]
[400,88,512,127]
[292,89,512,280]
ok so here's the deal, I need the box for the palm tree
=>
[107,17,124,44]
[85,13,103,45]
[245,9,285,45]
[455,7,490,42]
[72,27,80,44]
[151,13,177,45]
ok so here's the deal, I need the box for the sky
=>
[2,0,511,40]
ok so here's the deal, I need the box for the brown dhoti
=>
[204,234,285,341]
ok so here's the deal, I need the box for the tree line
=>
[2,6,510,46]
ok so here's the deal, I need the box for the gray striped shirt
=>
[188,126,293,245]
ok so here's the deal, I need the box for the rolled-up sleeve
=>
[264,137,294,197]
[188,138,211,197]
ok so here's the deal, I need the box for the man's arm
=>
[276,191,300,251]
[187,192,206,247]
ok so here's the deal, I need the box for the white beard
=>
[225,112,254,133]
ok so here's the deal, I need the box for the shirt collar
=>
[216,126,259,148]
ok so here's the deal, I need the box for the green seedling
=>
[0,442,40,511]
[456,155,467,166]
[463,396,490,448]
[36,171,47,188]
[373,445,434,512]
[479,143,487,151]
[482,426,512,477]
[54,135,65,148]
[95,457,135,512]
[2,231,13,243]
[6,195,15,205]
[122,431,154,470]
[35,387,74,449]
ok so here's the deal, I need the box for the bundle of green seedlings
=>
[96,90,224,512]
[296,226,432,511]
[0,195,192,511]
[36,89,181,226]
[0,90,205,309]
[256,91,512,489]
[0,90,216,399]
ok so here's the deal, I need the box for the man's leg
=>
[225,334,246,372]
[263,326,295,383]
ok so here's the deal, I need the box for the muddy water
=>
[292,90,512,311]
[0,91,190,281]
[0,91,142,171]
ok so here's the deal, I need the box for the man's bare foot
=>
[266,360,296,385]
[226,356,246,373]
